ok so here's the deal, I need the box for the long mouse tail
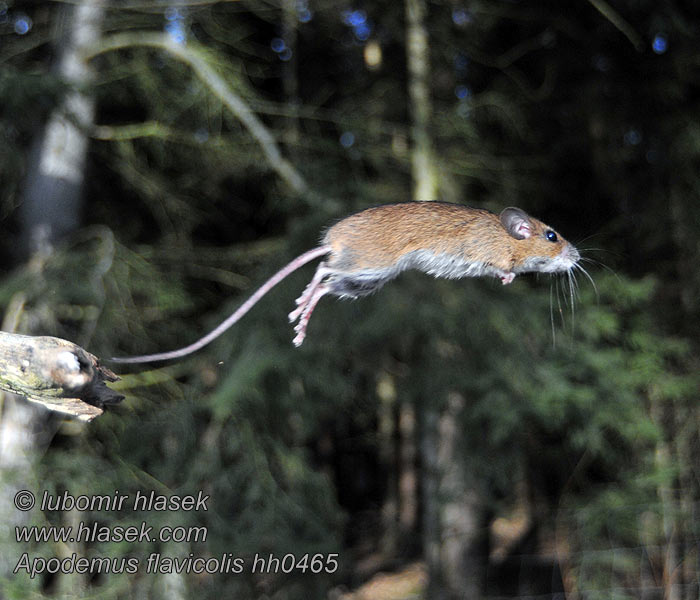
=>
[111,245,332,364]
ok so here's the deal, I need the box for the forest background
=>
[0,0,698,599]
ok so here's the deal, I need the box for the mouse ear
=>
[500,207,534,240]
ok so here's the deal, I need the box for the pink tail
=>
[112,245,332,363]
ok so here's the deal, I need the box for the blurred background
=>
[0,0,698,598]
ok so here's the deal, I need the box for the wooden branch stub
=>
[0,332,123,422]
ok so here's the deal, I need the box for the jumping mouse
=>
[112,202,580,363]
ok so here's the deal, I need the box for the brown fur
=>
[323,202,570,274]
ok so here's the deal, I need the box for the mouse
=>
[111,202,580,363]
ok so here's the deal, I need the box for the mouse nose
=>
[564,244,580,264]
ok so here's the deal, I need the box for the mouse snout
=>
[556,243,580,271]
[563,244,580,264]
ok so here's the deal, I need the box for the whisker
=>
[574,232,607,246]
[577,245,623,257]
[568,270,576,337]
[576,247,609,254]
[579,257,620,282]
[556,276,566,329]
[550,281,556,349]
[568,267,580,301]
[559,279,569,308]
[574,263,599,301]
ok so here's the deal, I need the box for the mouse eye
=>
[545,230,558,243]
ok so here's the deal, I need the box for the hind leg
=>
[288,262,333,346]
[290,281,331,346]
[288,262,331,323]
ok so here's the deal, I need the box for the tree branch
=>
[0,332,122,422]
[587,0,643,51]
[85,33,316,201]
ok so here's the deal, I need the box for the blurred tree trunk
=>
[281,0,300,145]
[1,0,105,585]
[399,402,418,546]
[650,394,681,600]
[405,0,485,596]
[676,409,698,600]
[0,304,42,577]
[439,393,486,596]
[19,0,105,256]
[378,373,399,556]
[379,373,418,558]
[0,300,52,579]
[404,0,440,592]
[419,407,444,597]
[405,0,435,203]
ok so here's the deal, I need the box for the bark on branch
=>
[0,332,122,422]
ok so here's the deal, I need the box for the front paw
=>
[500,272,515,285]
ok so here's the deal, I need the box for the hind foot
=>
[288,263,332,346]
